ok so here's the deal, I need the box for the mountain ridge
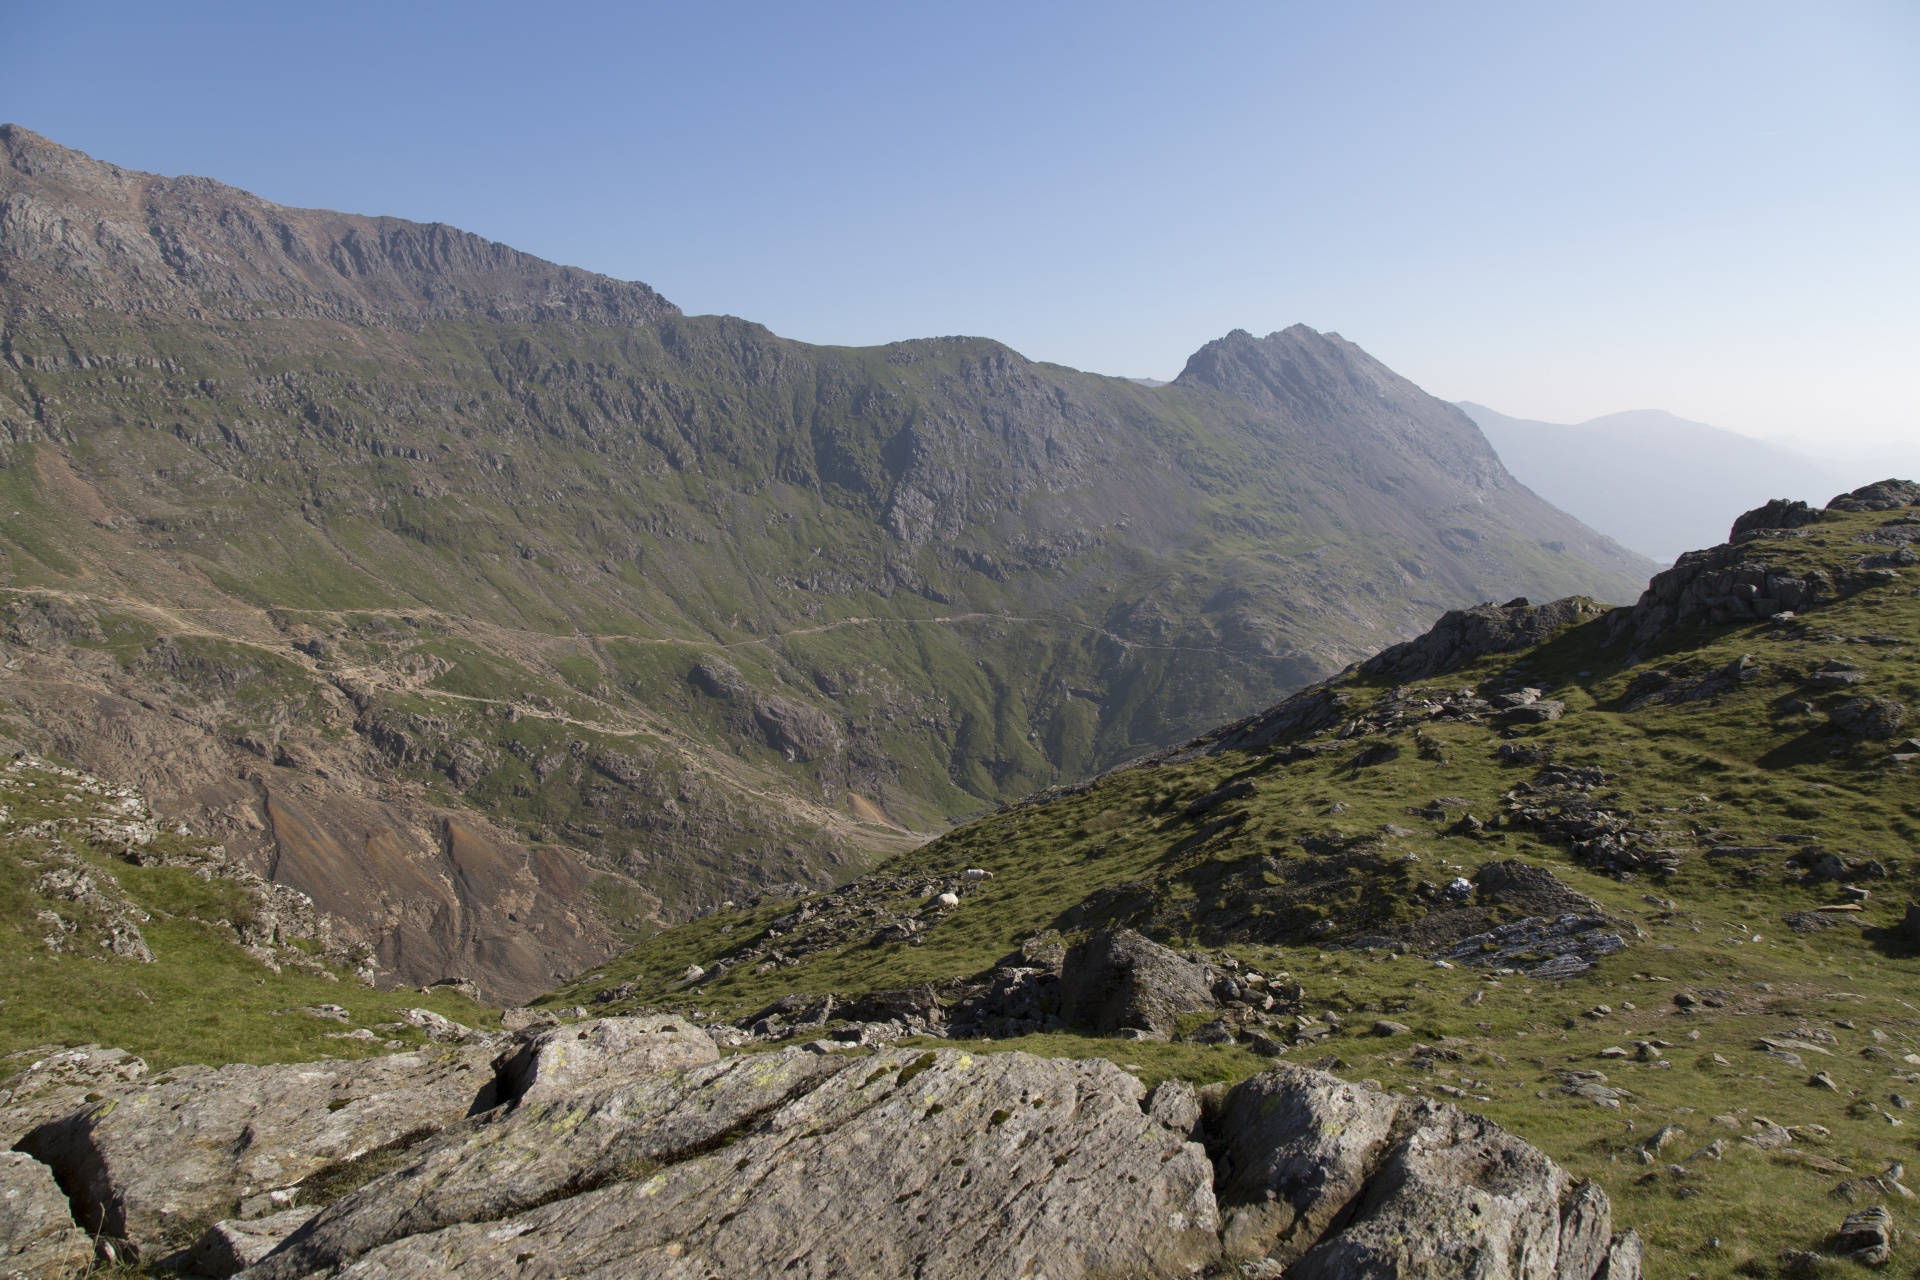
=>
[0,123,679,329]
[0,126,1650,1001]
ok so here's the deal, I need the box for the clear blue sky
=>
[4,1,1916,444]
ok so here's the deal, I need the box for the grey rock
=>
[1556,1181,1615,1280]
[1857,546,1917,571]
[1289,1100,1579,1280]
[491,1014,717,1105]
[398,1008,472,1043]
[1834,1203,1897,1265]
[1900,901,1920,947]
[17,1045,498,1249]
[1186,1018,1239,1046]
[1433,913,1626,978]
[1608,537,1835,648]
[1600,1229,1644,1280]
[229,1043,1625,1280]
[1057,926,1216,1037]
[1830,697,1907,740]
[1731,498,1823,538]
[182,1207,318,1279]
[1499,699,1566,724]
[1358,598,1607,683]
[0,1151,92,1280]
[0,1044,147,1147]
[1828,479,1920,513]
[1146,1078,1202,1138]
[1210,1065,1402,1270]
[249,1048,1221,1280]
[497,1008,560,1034]
[751,694,841,762]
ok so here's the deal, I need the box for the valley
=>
[0,124,1647,1000]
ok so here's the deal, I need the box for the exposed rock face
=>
[1288,1101,1577,1280]
[1614,482,1919,649]
[1206,1065,1620,1280]
[1056,926,1218,1038]
[1730,498,1824,539]
[1829,697,1907,740]
[491,1013,716,1104]
[1608,541,1835,649]
[1834,1203,1898,1265]
[1357,597,1608,684]
[0,1044,146,1148]
[1828,480,1920,513]
[4,1027,1632,1280]
[750,695,842,762]
[1210,1066,1401,1268]
[0,1151,92,1280]
[183,1207,318,1279]
[17,1045,499,1247]
[249,1048,1222,1280]
[0,125,678,329]
[233,1049,1626,1280]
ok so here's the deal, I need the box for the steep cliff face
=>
[0,126,1653,1000]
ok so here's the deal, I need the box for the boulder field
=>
[5,1015,1640,1279]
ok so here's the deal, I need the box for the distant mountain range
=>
[1460,402,1916,564]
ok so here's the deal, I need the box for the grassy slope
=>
[551,504,1920,1279]
[0,758,493,1071]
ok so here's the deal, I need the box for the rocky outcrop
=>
[1613,485,1919,649]
[490,1013,716,1104]
[3,1021,1634,1280]
[16,1045,499,1248]
[1056,926,1219,1038]
[182,1208,317,1279]
[1213,1067,1636,1280]
[0,1151,92,1279]
[1356,597,1608,683]
[1289,1101,1585,1280]
[1827,480,1920,513]
[238,1046,1625,1280]
[1729,498,1823,539]
[1829,696,1906,740]
[246,1047,1221,1280]
[1209,1067,1401,1268]
[0,1044,147,1148]
[1608,541,1833,649]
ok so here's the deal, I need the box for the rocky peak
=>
[0,124,679,328]
[1173,324,1519,501]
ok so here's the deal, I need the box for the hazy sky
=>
[4,2,1916,446]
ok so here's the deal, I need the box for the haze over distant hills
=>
[1458,402,1868,564]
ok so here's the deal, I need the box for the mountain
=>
[1459,402,1853,564]
[0,125,1650,1001]
[561,478,1920,1278]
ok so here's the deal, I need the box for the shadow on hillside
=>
[1860,916,1920,961]
[1754,726,1849,770]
